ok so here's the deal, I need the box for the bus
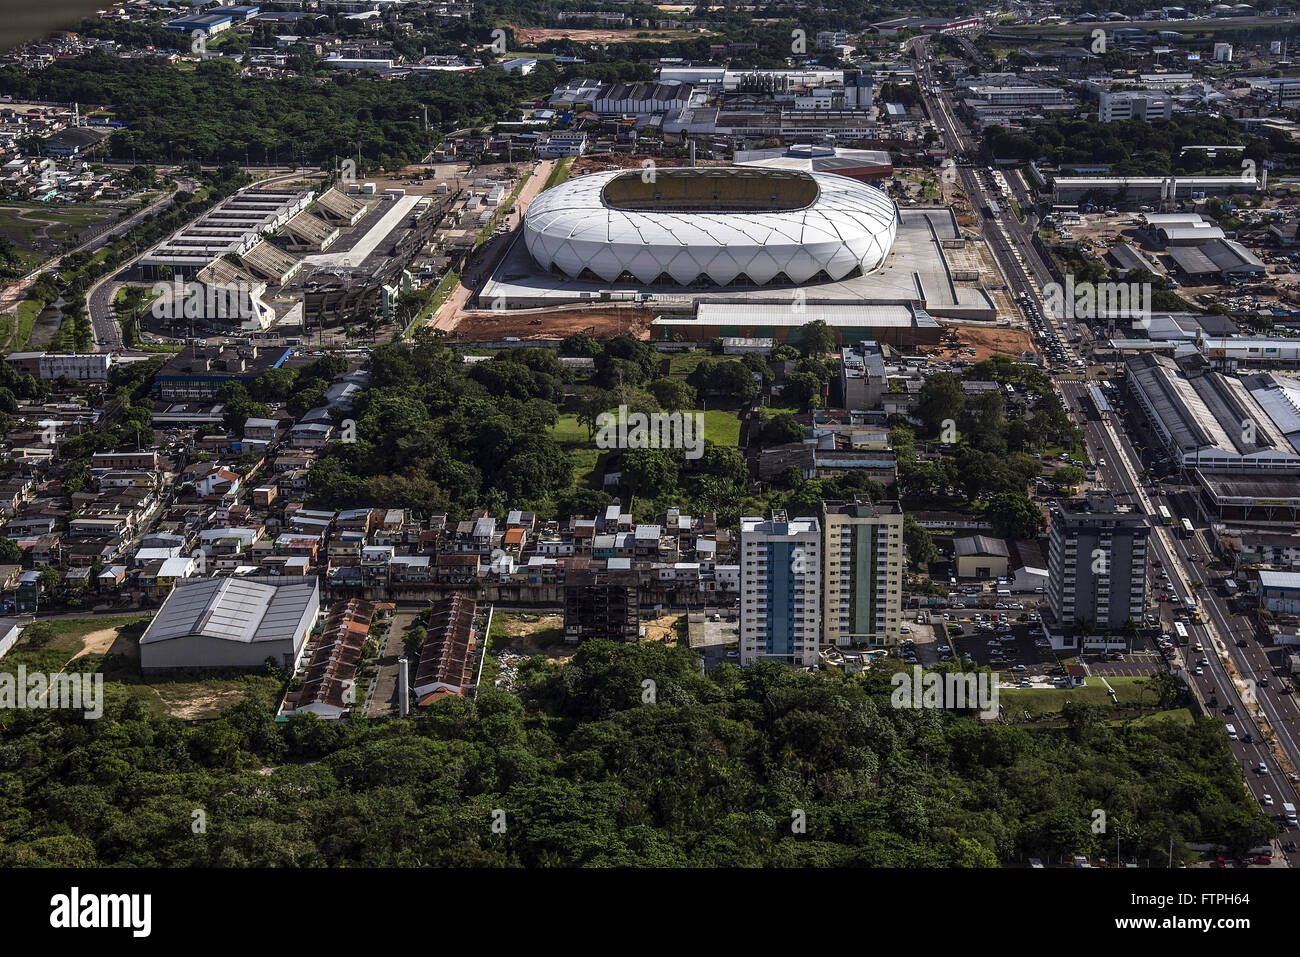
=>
[1173,621,1188,643]
[1180,517,1194,538]
[1157,505,1172,525]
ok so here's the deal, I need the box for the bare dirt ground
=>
[493,613,573,662]
[507,26,705,43]
[159,689,247,720]
[640,613,684,644]
[926,323,1036,362]
[448,305,654,341]
[78,626,129,657]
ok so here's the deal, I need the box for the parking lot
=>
[1087,654,1164,678]
[897,607,1066,686]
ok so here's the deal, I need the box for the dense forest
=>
[985,114,1285,173]
[0,53,557,168]
[0,639,1271,866]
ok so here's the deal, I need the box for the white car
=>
[900,626,911,634]
[1012,664,1028,672]
[1263,794,1274,807]
[937,645,951,653]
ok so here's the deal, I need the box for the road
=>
[910,35,1300,863]
[0,180,190,341]
[1061,383,1300,867]
[429,158,554,333]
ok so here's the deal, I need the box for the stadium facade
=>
[522,166,897,287]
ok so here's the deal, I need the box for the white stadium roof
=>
[522,166,897,286]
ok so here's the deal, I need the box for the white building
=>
[1099,90,1174,122]
[138,575,319,672]
[739,513,821,667]
[1213,42,1233,62]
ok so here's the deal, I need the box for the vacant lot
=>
[3,614,282,719]
[449,305,653,342]
[487,610,570,659]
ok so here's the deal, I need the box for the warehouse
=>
[1125,353,1300,472]
[139,575,320,672]
[654,302,943,349]
[1167,239,1266,281]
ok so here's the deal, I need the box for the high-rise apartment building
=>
[1046,490,1149,650]
[739,513,821,667]
[822,501,904,648]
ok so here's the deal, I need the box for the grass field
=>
[667,350,740,375]
[2,615,151,675]
[1001,675,1165,715]
[0,203,119,250]
[551,405,740,488]
[542,157,574,191]
[693,408,741,446]
[3,615,283,719]
[551,413,605,489]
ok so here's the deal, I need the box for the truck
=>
[1284,802,1298,828]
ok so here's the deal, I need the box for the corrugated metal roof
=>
[141,576,317,645]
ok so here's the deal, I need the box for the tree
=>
[620,448,679,499]
[647,377,696,411]
[796,319,835,356]
[761,412,805,445]
[781,371,823,411]
[985,491,1045,540]
[903,515,938,568]
[0,537,20,564]
[916,372,965,437]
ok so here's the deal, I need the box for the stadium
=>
[522,166,898,287]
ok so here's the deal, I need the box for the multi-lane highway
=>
[1062,366,1300,866]
[910,34,1300,862]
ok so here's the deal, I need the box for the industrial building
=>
[655,302,944,350]
[154,344,291,401]
[954,534,1011,579]
[139,575,320,672]
[1166,239,1266,281]
[1051,174,1257,206]
[822,501,904,649]
[1124,353,1300,472]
